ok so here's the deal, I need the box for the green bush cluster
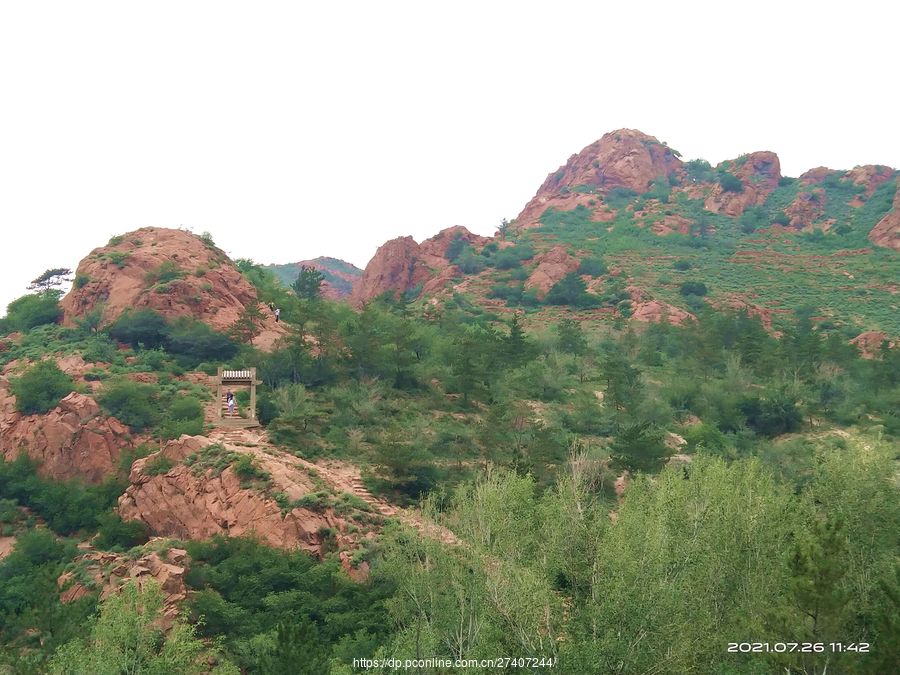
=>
[10,361,74,414]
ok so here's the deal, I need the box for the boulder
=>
[704,151,781,217]
[0,390,134,483]
[524,246,580,295]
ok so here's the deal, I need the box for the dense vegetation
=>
[0,232,897,672]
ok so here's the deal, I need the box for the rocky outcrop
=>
[704,151,781,217]
[118,435,372,555]
[784,188,827,229]
[514,129,682,229]
[799,167,837,186]
[845,165,895,198]
[351,227,489,306]
[0,390,134,483]
[849,331,895,358]
[60,228,284,347]
[349,236,432,307]
[631,300,694,326]
[58,545,189,630]
[524,246,580,295]
[868,184,900,251]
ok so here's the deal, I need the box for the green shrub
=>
[493,243,536,269]
[98,379,160,431]
[159,395,204,440]
[0,454,125,534]
[74,274,91,289]
[679,281,708,297]
[718,171,743,193]
[144,455,175,475]
[107,235,124,246]
[106,252,130,268]
[166,318,238,364]
[145,260,183,285]
[546,273,599,308]
[772,211,790,226]
[10,361,74,414]
[108,309,169,349]
[94,512,149,550]
[684,159,715,183]
[577,257,607,277]
[233,455,271,486]
[673,260,692,271]
[4,292,62,332]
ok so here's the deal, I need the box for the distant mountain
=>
[353,129,900,335]
[266,257,362,300]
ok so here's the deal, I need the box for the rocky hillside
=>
[354,129,900,334]
[60,227,287,349]
[266,257,362,300]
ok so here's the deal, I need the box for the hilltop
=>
[266,257,362,300]
[353,129,900,335]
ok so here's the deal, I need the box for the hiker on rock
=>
[226,390,235,416]
[274,307,281,322]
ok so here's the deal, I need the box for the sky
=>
[1,0,898,314]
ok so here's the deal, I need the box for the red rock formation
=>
[514,129,682,229]
[868,184,900,251]
[0,389,134,483]
[118,436,368,554]
[784,188,827,229]
[524,246,580,295]
[845,165,895,198]
[631,300,694,326]
[799,167,837,186]
[58,545,189,629]
[704,152,781,217]
[849,331,895,358]
[60,227,286,348]
[351,227,489,306]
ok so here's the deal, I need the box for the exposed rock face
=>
[0,390,134,483]
[799,167,837,186]
[58,545,189,629]
[868,184,900,251]
[351,227,489,306]
[631,300,694,326]
[350,236,431,307]
[849,331,894,358]
[515,129,682,229]
[524,246,580,295]
[784,188,827,229]
[845,165,895,197]
[704,151,781,217]
[61,227,281,340]
[118,435,365,554]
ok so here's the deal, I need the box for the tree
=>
[4,291,63,331]
[600,353,642,410]
[228,304,265,345]
[11,361,75,415]
[49,580,238,674]
[555,319,587,356]
[608,421,671,474]
[292,265,325,301]
[501,314,537,368]
[28,268,72,293]
[496,217,510,240]
[545,273,598,308]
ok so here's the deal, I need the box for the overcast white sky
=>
[2,0,898,314]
